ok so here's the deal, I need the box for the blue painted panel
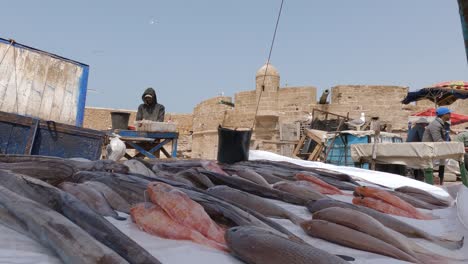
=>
[117,130,178,139]
[7,126,30,154]
[75,65,89,127]
[326,134,368,167]
[31,127,103,160]
[0,122,29,154]
[0,111,104,160]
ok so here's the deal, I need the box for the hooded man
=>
[136,88,165,122]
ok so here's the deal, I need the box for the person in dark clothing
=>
[136,88,165,122]
[407,118,428,181]
[407,118,428,142]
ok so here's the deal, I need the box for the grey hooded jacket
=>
[136,88,165,122]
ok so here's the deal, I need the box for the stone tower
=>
[255,62,280,116]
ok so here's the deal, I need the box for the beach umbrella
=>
[410,108,468,126]
[401,81,468,106]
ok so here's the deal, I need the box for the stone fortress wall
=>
[83,63,467,159]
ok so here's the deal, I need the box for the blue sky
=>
[1,1,466,113]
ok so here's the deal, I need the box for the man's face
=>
[441,113,451,122]
[144,96,153,105]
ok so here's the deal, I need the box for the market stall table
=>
[116,130,178,159]
[350,142,467,186]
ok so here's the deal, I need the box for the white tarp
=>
[350,142,465,169]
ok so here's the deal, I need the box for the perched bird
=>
[346,113,366,131]
[106,134,126,161]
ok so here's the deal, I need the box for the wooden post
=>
[370,117,380,171]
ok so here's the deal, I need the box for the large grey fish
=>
[307,198,463,250]
[206,186,304,225]
[247,168,289,184]
[0,185,128,264]
[74,171,305,242]
[0,170,161,264]
[225,226,349,264]
[301,220,420,263]
[240,160,358,183]
[313,207,457,263]
[58,182,124,220]
[151,167,198,187]
[240,163,360,189]
[151,160,204,174]
[223,166,271,188]
[388,190,444,210]
[198,170,309,205]
[273,181,326,202]
[82,181,131,214]
[175,168,215,189]
[124,159,158,178]
[0,161,75,185]
[0,154,129,174]
[317,207,467,263]
[395,186,452,207]
[296,171,359,191]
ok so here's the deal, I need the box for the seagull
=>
[346,113,366,131]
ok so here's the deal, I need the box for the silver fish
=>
[307,198,463,250]
[58,182,124,220]
[273,181,325,202]
[0,185,128,264]
[395,186,452,207]
[207,185,304,225]
[301,219,419,263]
[226,226,349,264]
[82,181,131,214]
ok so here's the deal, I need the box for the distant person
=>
[422,107,452,142]
[136,88,165,122]
[407,118,428,181]
[407,118,428,142]
[422,107,452,185]
[455,127,468,171]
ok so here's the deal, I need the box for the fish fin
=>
[434,236,464,250]
[414,253,467,264]
[113,215,127,221]
[336,255,355,261]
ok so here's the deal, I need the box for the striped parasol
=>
[431,80,468,90]
[402,80,468,106]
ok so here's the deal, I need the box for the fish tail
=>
[286,212,306,225]
[113,214,127,221]
[432,236,464,250]
[414,253,449,264]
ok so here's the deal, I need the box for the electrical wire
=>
[251,0,285,129]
